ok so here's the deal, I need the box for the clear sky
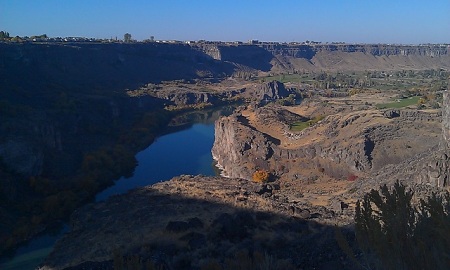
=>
[1,0,449,44]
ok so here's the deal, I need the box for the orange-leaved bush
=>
[252,170,270,183]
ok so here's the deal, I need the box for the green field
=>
[376,96,420,109]
[290,121,311,131]
[260,74,315,84]
[258,69,448,93]
[290,115,325,131]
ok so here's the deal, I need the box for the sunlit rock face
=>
[420,78,450,188]
[443,86,450,149]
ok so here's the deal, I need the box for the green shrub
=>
[354,181,450,270]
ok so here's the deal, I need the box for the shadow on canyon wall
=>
[0,43,236,99]
[218,45,274,71]
[0,42,242,258]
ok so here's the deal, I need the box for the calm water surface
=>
[95,122,218,201]
[0,109,225,270]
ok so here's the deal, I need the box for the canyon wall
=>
[212,113,372,181]
[0,42,234,97]
[197,43,450,72]
[212,106,443,184]
[259,43,449,57]
[2,42,448,100]
[442,88,450,149]
[411,78,450,187]
[1,42,447,182]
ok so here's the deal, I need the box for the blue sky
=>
[1,0,449,44]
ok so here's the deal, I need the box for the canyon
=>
[0,41,449,269]
[41,88,449,269]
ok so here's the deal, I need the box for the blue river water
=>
[95,122,218,201]
[0,112,223,270]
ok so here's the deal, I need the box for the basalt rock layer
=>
[197,43,450,72]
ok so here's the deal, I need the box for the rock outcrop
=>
[134,81,295,107]
[381,79,450,188]
[404,80,450,187]
[242,81,297,102]
[212,105,442,181]
[212,114,275,179]
[41,175,352,270]
[148,88,245,106]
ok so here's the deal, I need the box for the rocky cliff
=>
[212,105,442,182]
[0,42,222,254]
[442,90,450,148]
[260,43,449,57]
[140,87,245,107]
[0,42,239,178]
[363,79,450,189]
[196,43,450,72]
[242,80,297,102]
[0,42,235,93]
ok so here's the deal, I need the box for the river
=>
[0,107,230,270]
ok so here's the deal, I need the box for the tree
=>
[354,181,450,270]
[0,31,10,39]
[124,33,132,43]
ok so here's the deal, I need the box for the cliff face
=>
[196,43,450,72]
[212,105,442,182]
[410,78,450,187]
[414,79,450,187]
[0,41,446,183]
[442,90,450,148]
[212,113,369,181]
[195,44,273,71]
[0,95,161,178]
[1,42,448,105]
[212,115,272,179]
[0,42,236,177]
[242,81,296,102]
[0,43,235,97]
[2,42,448,100]
[260,43,449,57]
